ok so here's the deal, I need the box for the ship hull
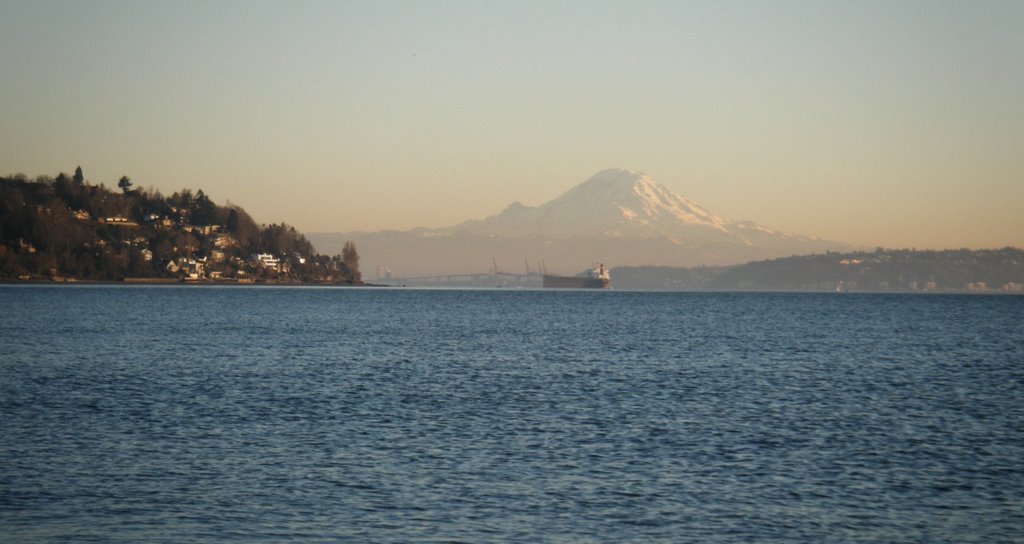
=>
[542,275,610,289]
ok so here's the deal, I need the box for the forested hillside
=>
[613,248,1024,292]
[1,168,361,283]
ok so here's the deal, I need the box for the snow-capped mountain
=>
[308,169,853,277]
[450,168,767,243]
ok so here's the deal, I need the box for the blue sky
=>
[2,0,1022,248]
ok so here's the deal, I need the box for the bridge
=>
[381,272,543,288]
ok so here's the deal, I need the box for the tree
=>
[73,166,84,186]
[342,240,361,283]
[226,208,239,233]
[190,189,218,225]
[118,176,133,194]
[54,173,70,199]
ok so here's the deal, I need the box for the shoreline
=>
[2,278,1021,294]
[0,278,375,287]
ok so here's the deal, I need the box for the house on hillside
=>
[166,257,205,279]
[213,234,236,248]
[250,253,280,272]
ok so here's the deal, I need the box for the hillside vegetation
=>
[614,248,1024,292]
[1,168,361,283]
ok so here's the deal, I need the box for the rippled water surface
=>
[2,286,1023,542]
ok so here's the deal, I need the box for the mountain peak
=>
[581,168,650,187]
[539,168,731,235]
[312,168,854,276]
[449,168,737,239]
[569,169,654,200]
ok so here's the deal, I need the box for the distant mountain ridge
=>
[309,169,854,278]
[612,248,1024,292]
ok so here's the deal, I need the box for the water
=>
[1,286,1023,542]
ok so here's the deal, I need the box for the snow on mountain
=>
[451,168,767,244]
[308,169,853,277]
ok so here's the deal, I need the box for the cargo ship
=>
[542,264,611,289]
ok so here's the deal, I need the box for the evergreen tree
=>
[342,240,361,283]
[118,176,133,194]
[73,166,84,185]
[226,208,239,233]
[191,189,218,225]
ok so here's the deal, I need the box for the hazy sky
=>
[2,0,1022,249]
